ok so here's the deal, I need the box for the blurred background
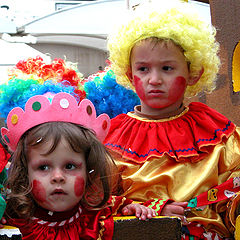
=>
[0,0,210,81]
[3,1,240,126]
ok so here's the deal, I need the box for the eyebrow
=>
[134,60,178,64]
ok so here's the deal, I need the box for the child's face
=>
[27,138,87,213]
[128,39,191,116]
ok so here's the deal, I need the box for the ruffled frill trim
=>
[104,102,236,164]
[6,196,131,240]
[7,205,112,240]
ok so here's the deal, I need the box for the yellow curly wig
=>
[107,0,220,97]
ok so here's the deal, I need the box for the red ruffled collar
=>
[104,102,235,164]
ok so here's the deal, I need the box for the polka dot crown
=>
[1,92,110,151]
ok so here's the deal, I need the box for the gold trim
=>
[127,107,189,122]
[113,216,180,221]
[112,196,127,216]
[232,41,240,92]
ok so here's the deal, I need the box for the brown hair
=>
[5,122,119,219]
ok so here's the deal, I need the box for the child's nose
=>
[149,71,163,85]
[51,169,65,183]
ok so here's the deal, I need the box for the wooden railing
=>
[113,216,182,240]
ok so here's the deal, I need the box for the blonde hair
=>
[108,0,220,97]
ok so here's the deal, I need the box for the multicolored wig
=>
[84,64,140,119]
[107,0,220,97]
[0,57,86,119]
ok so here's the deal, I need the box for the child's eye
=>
[162,66,173,71]
[138,66,148,72]
[38,165,49,171]
[65,163,76,170]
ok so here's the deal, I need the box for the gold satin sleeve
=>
[111,127,240,237]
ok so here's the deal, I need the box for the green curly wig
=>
[107,0,220,97]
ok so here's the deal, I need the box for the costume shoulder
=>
[104,102,235,164]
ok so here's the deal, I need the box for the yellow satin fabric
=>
[235,215,240,239]
[112,127,240,237]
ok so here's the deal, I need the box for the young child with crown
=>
[103,0,240,239]
[0,92,155,240]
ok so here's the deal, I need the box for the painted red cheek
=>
[133,75,146,100]
[74,176,85,197]
[32,180,46,202]
[168,76,186,101]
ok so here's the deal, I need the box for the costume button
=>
[102,120,107,130]
[32,101,41,111]
[11,114,18,125]
[4,135,9,143]
[60,98,69,109]
[83,216,90,227]
[87,105,92,115]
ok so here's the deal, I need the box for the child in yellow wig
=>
[104,0,240,239]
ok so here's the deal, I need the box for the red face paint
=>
[32,179,46,202]
[168,76,186,102]
[133,75,146,100]
[74,176,85,197]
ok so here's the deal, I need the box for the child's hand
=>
[161,201,189,224]
[122,203,156,220]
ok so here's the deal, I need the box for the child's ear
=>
[188,68,204,86]
[126,67,134,84]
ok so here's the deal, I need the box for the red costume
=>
[7,196,132,240]
[104,102,240,239]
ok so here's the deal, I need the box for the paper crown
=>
[1,92,110,151]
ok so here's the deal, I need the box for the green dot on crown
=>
[4,135,9,143]
[32,101,41,111]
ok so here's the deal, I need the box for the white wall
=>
[30,43,108,77]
